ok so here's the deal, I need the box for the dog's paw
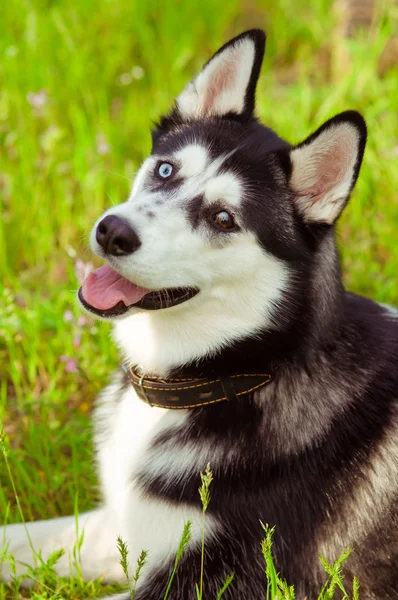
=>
[94,595,130,600]
[0,522,36,585]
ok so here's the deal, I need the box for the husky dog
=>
[2,29,398,600]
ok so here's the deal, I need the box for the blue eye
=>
[158,162,173,179]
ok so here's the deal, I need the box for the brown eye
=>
[213,211,235,231]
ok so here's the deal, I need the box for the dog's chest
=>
[94,380,216,577]
[95,383,187,509]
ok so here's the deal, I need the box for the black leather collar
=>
[124,365,273,409]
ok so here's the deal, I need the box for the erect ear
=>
[176,29,266,120]
[289,111,367,224]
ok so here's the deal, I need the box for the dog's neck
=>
[113,303,277,378]
[113,292,344,379]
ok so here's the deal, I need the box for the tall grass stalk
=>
[216,573,235,600]
[116,537,148,599]
[261,522,360,600]
[196,463,213,600]
[0,427,37,565]
[163,521,192,600]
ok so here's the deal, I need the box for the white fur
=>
[95,381,189,511]
[290,123,360,224]
[140,440,233,483]
[0,509,124,584]
[101,595,130,600]
[203,172,243,208]
[175,144,208,178]
[177,37,255,119]
[95,382,219,588]
[125,492,216,587]
[380,303,398,319]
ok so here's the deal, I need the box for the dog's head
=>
[78,30,366,370]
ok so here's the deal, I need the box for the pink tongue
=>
[81,265,150,310]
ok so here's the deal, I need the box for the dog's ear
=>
[176,29,265,120]
[287,111,367,224]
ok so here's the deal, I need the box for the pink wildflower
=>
[75,259,94,285]
[96,133,110,155]
[26,90,48,110]
[63,310,74,323]
[65,359,78,373]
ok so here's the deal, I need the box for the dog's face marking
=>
[79,29,367,374]
[174,144,208,177]
[88,128,291,359]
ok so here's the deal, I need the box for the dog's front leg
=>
[0,507,125,585]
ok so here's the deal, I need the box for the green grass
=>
[0,0,397,597]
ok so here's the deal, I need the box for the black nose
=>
[96,215,141,256]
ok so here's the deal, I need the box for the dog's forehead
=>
[174,144,209,177]
[173,143,241,183]
[152,118,289,158]
[151,124,239,172]
[148,120,290,186]
[151,120,241,157]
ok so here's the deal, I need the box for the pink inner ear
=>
[202,58,237,114]
[298,145,350,204]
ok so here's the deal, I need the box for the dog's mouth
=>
[78,265,199,317]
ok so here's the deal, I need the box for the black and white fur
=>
[2,30,398,599]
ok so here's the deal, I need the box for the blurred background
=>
[0,0,397,537]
